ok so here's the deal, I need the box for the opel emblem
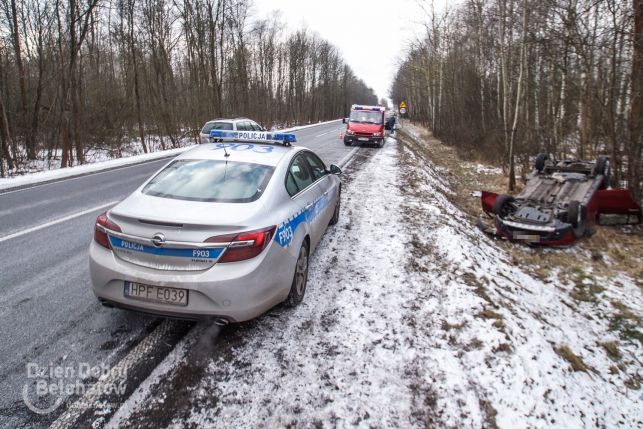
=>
[151,233,166,247]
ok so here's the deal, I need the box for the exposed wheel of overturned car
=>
[535,153,548,172]
[567,200,587,238]
[493,194,516,217]
[285,239,309,307]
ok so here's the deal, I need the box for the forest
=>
[0,0,378,176]
[391,0,642,201]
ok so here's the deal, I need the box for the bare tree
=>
[629,0,642,201]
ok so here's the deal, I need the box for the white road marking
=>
[49,320,175,429]
[315,130,333,138]
[0,201,118,243]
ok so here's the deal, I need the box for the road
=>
[0,120,352,428]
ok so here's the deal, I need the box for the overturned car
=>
[477,154,641,246]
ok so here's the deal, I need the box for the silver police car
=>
[199,118,265,144]
[89,131,341,324]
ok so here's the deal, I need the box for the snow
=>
[103,126,641,427]
[474,163,503,175]
[0,120,341,192]
[0,146,191,192]
[398,123,642,427]
[105,328,196,429]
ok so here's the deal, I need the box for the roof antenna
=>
[223,144,230,158]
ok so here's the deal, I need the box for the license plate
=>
[514,233,540,242]
[124,282,188,306]
[358,137,369,141]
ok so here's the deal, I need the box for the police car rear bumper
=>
[88,240,294,322]
[344,135,383,145]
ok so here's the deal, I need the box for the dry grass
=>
[555,345,590,372]
[599,341,621,360]
[609,302,643,345]
[478,309,503,320]
[441,320,467,331]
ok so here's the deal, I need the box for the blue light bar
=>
[209,130,238,139]
[351,104,384,112]
[270,133,297,144]
[209,130,296,145]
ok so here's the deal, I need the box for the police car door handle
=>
[305,203,313,209]
[323,190,329,196]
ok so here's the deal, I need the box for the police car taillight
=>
[205,226,276,263]
[94,212,122,249]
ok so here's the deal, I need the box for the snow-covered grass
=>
[397,127,642,427]
[102,128,640,428]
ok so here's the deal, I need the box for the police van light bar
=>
[209,130,297,145]
[351,104,384,112]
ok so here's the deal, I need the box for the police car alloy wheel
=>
[286,241,309,307]
[329,188,341,225]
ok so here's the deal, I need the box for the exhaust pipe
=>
[213,318,229,327]
[99,299,114,308]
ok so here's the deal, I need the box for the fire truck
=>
[343,105,386,148]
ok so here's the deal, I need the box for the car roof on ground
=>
[177,142,297,166]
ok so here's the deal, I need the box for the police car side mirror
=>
[329,164,342,175]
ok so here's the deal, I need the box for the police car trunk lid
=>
[108,194,264,271]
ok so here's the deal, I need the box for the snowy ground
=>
[95,129,641,428]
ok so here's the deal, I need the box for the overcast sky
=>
[252,0,435,105]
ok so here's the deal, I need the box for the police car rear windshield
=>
[349,111,382,124]
[201,121,233,133]
[142,159,274,203]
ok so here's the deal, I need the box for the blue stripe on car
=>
[275,191,333,248]
[108,236,223,259]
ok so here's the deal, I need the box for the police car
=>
[89,131,342,324]
[199,118,266,144]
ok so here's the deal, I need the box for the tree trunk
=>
[508,0,528,191]
[10,0,35,159]
[0,95,14,173]
[628,0,643,202]
[128,0,147,153]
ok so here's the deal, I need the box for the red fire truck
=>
[343,104,386,148]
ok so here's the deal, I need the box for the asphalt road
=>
[0,120,352,428]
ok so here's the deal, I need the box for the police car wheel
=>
[286,240,309,307]
[329,188,341,225]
